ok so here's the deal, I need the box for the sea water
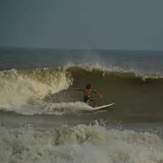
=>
[0,48,163,163]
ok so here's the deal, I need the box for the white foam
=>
[40,101,91,115]
[0,124,162,163]
[0,68,94,115]
[0,69,72,110]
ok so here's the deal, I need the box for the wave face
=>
[67,66,163,121]
[0,124,163,163]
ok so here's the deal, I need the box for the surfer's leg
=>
[87,98,96,107]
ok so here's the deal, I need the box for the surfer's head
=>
[86,83,91,89]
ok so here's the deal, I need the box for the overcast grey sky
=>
[0,0,163,50]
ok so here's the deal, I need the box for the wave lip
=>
[65,63,163,79]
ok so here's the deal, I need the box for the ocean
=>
[0,48,163,163]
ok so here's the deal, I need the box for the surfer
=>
[83,83,102,106]
[83,83,92,103]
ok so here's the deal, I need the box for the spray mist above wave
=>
[0,68,72,110]
[0,124,162,163]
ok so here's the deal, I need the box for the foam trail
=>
[40,102,91,115]
[9,101,91,115]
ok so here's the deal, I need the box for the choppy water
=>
[0,48,163,163]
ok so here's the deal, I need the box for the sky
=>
[0,0,163,50]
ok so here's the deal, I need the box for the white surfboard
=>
[92,103,115,111]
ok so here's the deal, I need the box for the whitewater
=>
[0,48,163,163]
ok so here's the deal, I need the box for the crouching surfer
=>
[83,83,102,106]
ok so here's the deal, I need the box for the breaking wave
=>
[0,65,163,116]
[0,124,162,163]
[0,68,72,111]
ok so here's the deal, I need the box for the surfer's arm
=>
[92,89,103,98]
